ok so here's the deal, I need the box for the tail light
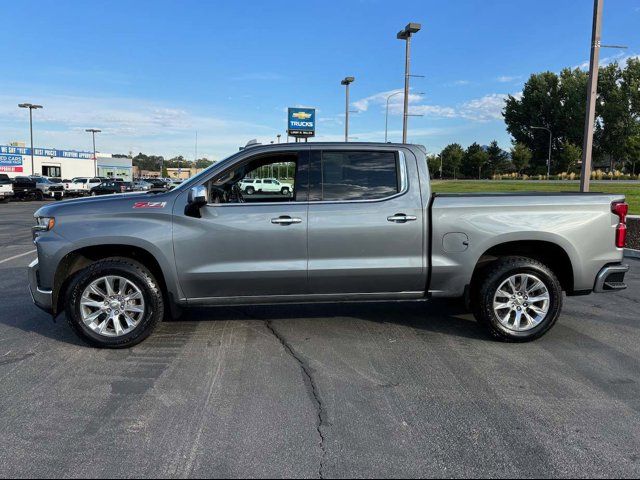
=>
[611,201,629,248]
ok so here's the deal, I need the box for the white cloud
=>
[351,89,518,123]
[574,52,639,70]
[497,75,522,83]
[0,93,276,159]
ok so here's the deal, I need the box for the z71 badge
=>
[133,201,167,209]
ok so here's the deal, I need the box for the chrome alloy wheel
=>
[80,276,145,337]
[492,274,550,332]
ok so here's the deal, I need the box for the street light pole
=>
[85,129,101,177]
[385,90,425,143]
[18,103,43,175]
[531,126,552,177]
[397,23,421,144]
[341,77,355,142]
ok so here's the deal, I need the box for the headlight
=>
[34,217,55,231]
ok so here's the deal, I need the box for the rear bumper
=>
[0,191,14,199]
[28,258,53,313]
[593,263,629,293]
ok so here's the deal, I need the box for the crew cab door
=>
[307,148,425,295]
[173,149,310,300]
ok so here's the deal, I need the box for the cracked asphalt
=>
[1,200,640,478]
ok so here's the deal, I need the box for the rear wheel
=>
[65,257,164,348]
[472,256,562,342]
[35,190,44,201]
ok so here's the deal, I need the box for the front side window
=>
[205,153,301,204]
[321,151,400,201]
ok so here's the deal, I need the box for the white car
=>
[240,178,293,195]
[0,174,14,202]
[63,177,102,196]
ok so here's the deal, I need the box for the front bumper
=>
[593,263,629,293]
[28,258,53,313]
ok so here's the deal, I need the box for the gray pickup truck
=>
[29,143,630,348]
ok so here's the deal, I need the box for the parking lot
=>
[1,200,640,478]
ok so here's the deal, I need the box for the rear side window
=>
[321,151,400,201]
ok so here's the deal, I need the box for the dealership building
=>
[0,143,133,180]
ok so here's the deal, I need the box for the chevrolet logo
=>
[292,111,312,120]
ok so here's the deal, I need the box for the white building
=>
[0,144,133,180]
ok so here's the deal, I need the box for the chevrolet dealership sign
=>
[288,108,316,137]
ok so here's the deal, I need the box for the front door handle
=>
[271,216,303,225]
[387,213,417,223]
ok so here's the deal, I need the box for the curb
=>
[624,248,640,259]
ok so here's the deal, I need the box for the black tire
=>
[65,257,164,348]
[281,187,290,195]
[35,190,44,201]
[245,186,255,195]
[472,256,563,342]
[90,191,97,196]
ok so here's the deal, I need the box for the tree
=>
[486,140,511,175]
[426,154,440,177]
[462,143,489,179]
[511,143,532,174]
[556,142,582,173]
[195,158,214,169]
[440,143,464,179]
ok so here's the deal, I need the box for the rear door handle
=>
[271,216,303,225]
[387,213,417,223]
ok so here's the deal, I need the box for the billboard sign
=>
[0,145,93,159]
[287,108,316,137]
[0,154,23,172]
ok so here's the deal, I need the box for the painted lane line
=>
[0,249,37,265]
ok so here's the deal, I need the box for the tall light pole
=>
[397,23,421,143]
[277,134,281,144]
[85,129,101,177]
[18,103,43,175]
[341,77,355,142]
[531,126,552,177]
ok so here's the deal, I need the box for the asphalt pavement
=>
[1,200,640,478]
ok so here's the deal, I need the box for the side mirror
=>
[188,185,207,206]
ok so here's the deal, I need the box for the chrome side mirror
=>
[188,185,207,206]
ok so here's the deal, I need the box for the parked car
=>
[12,176,41,200]
[89,180,127,196]
[146,178,170,190]
[63,177,102,196]
[29,143,630,348]
[29,176,65,200]
[240,177,293,195]
[0,174,14,202]
[133,180,153,191]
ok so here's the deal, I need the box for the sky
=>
[1,0,638,160]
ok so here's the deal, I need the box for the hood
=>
[34,190,175,219]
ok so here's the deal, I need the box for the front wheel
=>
[65,257,164,348]
[281,187,290,195]
[472,256,562,342]
[245,186,255,195]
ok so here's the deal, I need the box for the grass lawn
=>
[430,180,640,215]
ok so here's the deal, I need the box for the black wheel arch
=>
[470,240,574,295]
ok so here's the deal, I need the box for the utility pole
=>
[579,0,603,192]
[397,23,421,144]
[341,77,355,142]
[85,129,101,177]
[18,103,43,175]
